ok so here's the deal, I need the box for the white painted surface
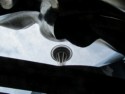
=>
[0,86,32,94]
[0,23,123,67]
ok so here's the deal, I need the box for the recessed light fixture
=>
[51,45,72,65]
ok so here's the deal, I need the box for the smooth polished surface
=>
[0,86,44,94]
[0,0,124,67]
[0,23,123,67]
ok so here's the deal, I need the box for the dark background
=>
[0,56,125,94]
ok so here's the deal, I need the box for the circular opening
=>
[51,45,72,64]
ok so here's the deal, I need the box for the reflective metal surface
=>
[0,23,123,67]
[0,86,45,94]
[0,0,124,67]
